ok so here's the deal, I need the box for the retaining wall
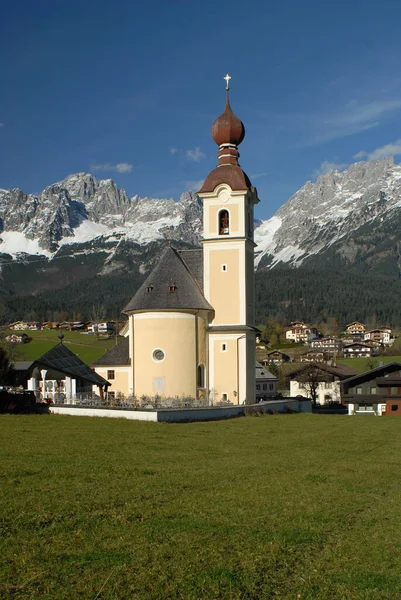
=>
[49,398,311,422]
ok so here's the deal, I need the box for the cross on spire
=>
[224,73,231,90]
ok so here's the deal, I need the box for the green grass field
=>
[6,329,121,365]
[338,355,401,372]
[1,414,401,599]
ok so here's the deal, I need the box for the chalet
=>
[5,333,30,344]
[342,362,401,416]
[285,322,317,344]
[299,350,325,363]
[9,321,41,331]
[87,322,116,334]
[254,361,277,400]
[343,342,376,358]
[289,362,357,405]
[364,328,392,346]
[309,337,343,354]
[262,350,290,365]
[345,321,365,335]
[41,321,60,330]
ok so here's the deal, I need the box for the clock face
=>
[153,349,165,361]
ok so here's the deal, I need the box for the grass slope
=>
[338,355,401,372]
[1,414,401,599]
[6,330,121,365]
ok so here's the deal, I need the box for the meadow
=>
[1,414,401,599]
[6,329,120,364]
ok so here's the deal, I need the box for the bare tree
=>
[90,305,106,340]
[297,364,331,406]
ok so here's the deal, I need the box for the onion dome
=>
[211,91,245,147]
[199,75,257,196]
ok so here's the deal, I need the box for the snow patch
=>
[0,232,51,257]
[60,220,111,245]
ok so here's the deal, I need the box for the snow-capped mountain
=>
[0,173,202,259]
[1,157,401,282]
[254,157,401,271]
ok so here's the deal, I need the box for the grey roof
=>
[124,247,214,313]
[12,361,34,371]
[208,325,257,333]
[92,337,130,366]
[288,362,358,380]
[255,361,277,381]
[341,362,401,385]
[177,249,204,292]
[32,343,109,386]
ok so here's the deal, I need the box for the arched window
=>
[197,364,205,388]
[219,210,229,235]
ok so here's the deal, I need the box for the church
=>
[93,78,260,405]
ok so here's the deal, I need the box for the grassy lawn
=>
[5,329,121,365]
[338,355,401,372]
[1,415,401,599]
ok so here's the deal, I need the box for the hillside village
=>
[2,314,401,418]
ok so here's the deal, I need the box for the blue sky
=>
[2,0,401,220]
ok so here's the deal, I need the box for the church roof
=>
[92,337,130,366]
[124,247,214,313]
[199,164,255,194]
[33,343,109,386]
[177,249,204,292]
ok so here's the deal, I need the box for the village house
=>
[309,337,343,355]
[255,362,277,400]
[342,342,377,358]
[299,350,326,363]
[41,321,61,330]
[285,322,318,344]
[289,363,357,405]
[9,321,41,331]
[5,333,30,344]
[364,328,392,346]
[87,322,116,334]
[345,321,365,335]
[342,362,401,416]
[262,350,290,365]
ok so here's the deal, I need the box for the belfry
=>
[198,75,260,403]
[93,76,260,404]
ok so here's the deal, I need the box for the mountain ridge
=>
[0,158,400,326]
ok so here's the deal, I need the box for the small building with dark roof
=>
[18,342,109,403]
[255,362,277,400]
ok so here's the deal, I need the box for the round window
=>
[153,349,165,361]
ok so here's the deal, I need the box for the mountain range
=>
[1,157,401,325]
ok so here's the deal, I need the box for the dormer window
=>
[146,285,153,293]
[169,284,177,293]
[219,210,229,235]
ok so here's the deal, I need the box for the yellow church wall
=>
[246,245,255,324]
[132,312,203,398]
[196,314,208,397]
[207,247,240,324]
[210,336,238,403]
[93,367,131,398]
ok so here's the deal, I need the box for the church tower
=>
[198,76,259,404]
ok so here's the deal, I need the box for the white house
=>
[364,329,391,345]
[289,363,357,405]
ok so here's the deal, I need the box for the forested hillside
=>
[255,267,401,327]
[1,265,400,328]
